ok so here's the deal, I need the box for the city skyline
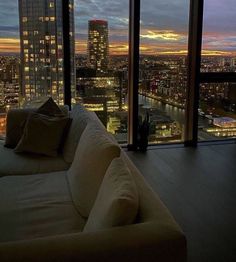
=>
[0,0,236,55]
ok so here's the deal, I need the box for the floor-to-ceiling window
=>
[0,0,20,138]
[198,0,236,141]
[0,0,235,145]
[139,0,190,145]
[73,0,129,144]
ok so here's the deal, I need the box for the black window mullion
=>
[127,0,140,150]
[200,72,236,83]
[185,0,204,147]
[62,0,71,109]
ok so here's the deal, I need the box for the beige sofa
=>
[0,105,187,262]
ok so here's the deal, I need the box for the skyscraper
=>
[88,20,109,74]
[19,0,75,105]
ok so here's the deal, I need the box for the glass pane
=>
[198,82,236,140]
[0,0,20,137]
[0,0,76,138]
[201,0,236,72]
[18,0,75,106]
[139,0,189,144]
[74,1,129,144]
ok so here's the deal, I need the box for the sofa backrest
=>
[67,121,121,218]
[62,105,97,164]
[67,106,183,231]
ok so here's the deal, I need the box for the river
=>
[139,95,186,125]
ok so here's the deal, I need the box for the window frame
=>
[63,0,236,148]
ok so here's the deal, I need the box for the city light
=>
[0,0,235,143]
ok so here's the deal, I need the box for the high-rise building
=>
[19,0,75,105]
[88,20,109,74]
[0,57,20,110]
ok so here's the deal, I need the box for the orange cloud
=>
[0,38,20,53]
[1,36,236,56]
[140,30,185,41]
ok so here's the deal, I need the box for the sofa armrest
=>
[0,222,186,262]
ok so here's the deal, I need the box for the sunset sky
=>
[0,0,235,55]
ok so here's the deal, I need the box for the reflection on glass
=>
[198,83,236,140]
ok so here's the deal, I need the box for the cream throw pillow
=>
[83,157,139,232]
[15,113,70,157]
[67,122,121,218]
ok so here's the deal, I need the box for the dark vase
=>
[138,112,149,152]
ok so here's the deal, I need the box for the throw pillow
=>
[4,108,34,148]
[67,122,121,218]
[83,157,139,232]
[4,97,68,149]
[37,97,65,117]
[15,113,70,157]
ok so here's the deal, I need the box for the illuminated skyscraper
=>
[88,20,109,74]
[19,0,75,105]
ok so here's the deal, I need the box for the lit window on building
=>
[22,17,27,22]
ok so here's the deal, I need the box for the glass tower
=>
[88,20,109,74]
[19,0,75,105]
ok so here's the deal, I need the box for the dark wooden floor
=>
[126,141,236,262]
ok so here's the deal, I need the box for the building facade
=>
[19,0,75,105]
[87,20,109,74]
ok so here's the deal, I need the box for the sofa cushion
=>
[67,122,121,218]
[62,104,96,163]
[84,157,139,232]
[15,113,71,157]
[0,140,70,176]
[0,171,85,243]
